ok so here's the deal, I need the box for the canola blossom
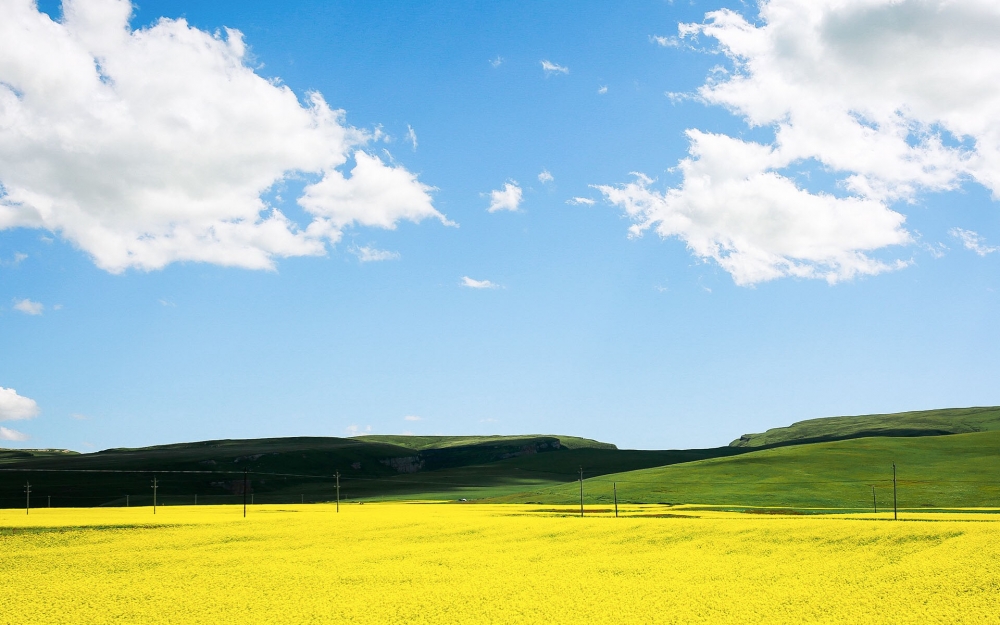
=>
[1,503,998,624]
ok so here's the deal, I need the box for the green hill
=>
[497,430,1000,510]
[354,434,616,451]
[730,406,1000,448]
[0,435,731,507]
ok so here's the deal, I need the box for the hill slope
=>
[730,406,1000,448]
[0,435,731,507]
[498,430,1000,510]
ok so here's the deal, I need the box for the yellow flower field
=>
[1,503,998,624]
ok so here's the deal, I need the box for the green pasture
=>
[499,430,1000,510]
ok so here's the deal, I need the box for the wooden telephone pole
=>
[613,482,618,518]
[335,471,340,513]
[892,463,898,521]
[578,467,584,518]
[24,481,31,515]
[151,477,158,514]
[872,486,877,514]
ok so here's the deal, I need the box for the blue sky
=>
[1,0,999,451]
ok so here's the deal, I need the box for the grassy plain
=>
[500,430,1000,510]
[2,503,999,624]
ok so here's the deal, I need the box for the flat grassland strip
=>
[1,504,998,624]
[497,430,1000,509]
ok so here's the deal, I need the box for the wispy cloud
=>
[350,245,401,263]
[13,298,43,315]
[487,181,523,213]
[406,125,418,150]
[566,197,596,206]
[461,276,499,289]
[541,60,569,75]
[950,228,999,256]
[597,85,608,95]
[0,426,28,441]
[650,35,679,47]
[0,252,27,267]
[345,424,372,436]
[538,169,554,184]
[403,415,422,422]
[490,56,503,68]
[158,299,176,307]
[70,413,88,420]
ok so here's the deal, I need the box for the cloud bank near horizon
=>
[0,0,449,273]
[601,0,1000,285]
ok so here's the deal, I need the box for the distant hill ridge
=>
[730,406,1000,448]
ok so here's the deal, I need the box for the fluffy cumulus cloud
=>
[0,426,29,441]
[487,181,522,213]
[0,0,449,273]
[602,0,1000,285]
[0,387,39,421]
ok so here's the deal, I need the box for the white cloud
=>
[950,228,999,256]
[597,86,608,95]
[158,299,175,307]
[538,169,554,184]
[487,181,522,213]
[461,276,498,289]
[70,413,88,420]
[345,424,372,436]
[541,60,569,75]
[566,197,596,206]
[650,35,679,47]
[13,298,43,315]
[0,387,39,421]
[603,0,1000,285]
[350,245,400,262]
[403,415,422,422]
[405,125,418,151]
[0,0,450,273]
[0,426,28,441]
[490,56,503,68]
[598,154,910,285]
[1,252,27,267]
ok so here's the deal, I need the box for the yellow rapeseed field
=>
[1,503,998,624]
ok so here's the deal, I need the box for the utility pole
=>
[48,495,51,508]
[892,463,897,521]
[335,471,340,513]
[613,482,618,518]
[24,481,31,515]
[243,468,248,518]
[872,486,877,514]
[578,467,584,518]
[151,477,158,514]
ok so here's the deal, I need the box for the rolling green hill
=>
[354,434,617,450]
[498,430,1000,510]
[0,435,735,507]
[730,406,1000,448]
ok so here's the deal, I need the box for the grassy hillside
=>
[498,430,1000,510]
[730,406,1000,448]
[0,435,727,507]
[354,434,616,450]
